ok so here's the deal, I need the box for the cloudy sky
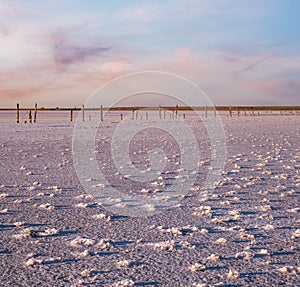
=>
[0,0,299,107]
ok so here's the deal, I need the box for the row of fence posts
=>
[15,103,299,123]
[16,103,37,123]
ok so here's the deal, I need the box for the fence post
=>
[100,105,103,121]
[34,103,37,123]
[16,103,20,123]
[159,105,162,119]
[28,110,32,123]
[229,106,232,117]
[175,105,178,118]
[82,105,85,121]
[70,110,73,121]
[205,105,208,118]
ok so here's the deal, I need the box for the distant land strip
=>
[0,105,300,111]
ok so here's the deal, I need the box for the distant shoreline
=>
[0,105,300,111]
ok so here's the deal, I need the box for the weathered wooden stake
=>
[163,109,166,119]
[244,111,247,116]
[33,103,37,123]
[205,105,208,118]
[146,112,148,120]
[132,110,134,120]
[229,106,232,117]
[82,104,85,121]
[89,115,91,121]
[28,110,32,123]
[16,103,20,123]
[120,114,123,120]
[175,105,178,118]
[159,105,162,119]
[183,113,185,119]
[136,110,138,120]
[100,105,103,121]
[238,109,240,117]
[70,110,73,121]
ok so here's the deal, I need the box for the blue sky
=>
[0,0,299,107]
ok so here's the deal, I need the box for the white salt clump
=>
[260,205,272,212]
[78,250,91,257]
[13,221,26,227]
[116,259,130,267]
[179,241,196,250]
[27,186,36,191]
[143,204,156,211]
[76,194,93,200]
[26,171,33,175]
[39,228,59,236]
[215,238,227,244]
[96,239,112,249]
[259,249,270,255]
[0,193,9,198]
[26,258,43,267]
[238,232,254,240]
[192,206,211,216]
[147,240,175,251]
[189,263,206,272]
[207,254,219,261]
[199,228,208,234]
[235,251,253,260]
[76,202,90,208]
[70,237,95,247]
[220,200,231,205]
[80,269,92,277]
[20,166,26,170]
[92,213,111,222]
[277,266,300,274]
[263,224,275,230]
[114,279,135,287]
[228,269,239,279]
[13,228,37,239]
[0,208,8,213]
[229,210,241,220]
[39,203,54,210]
[291,229,300,240]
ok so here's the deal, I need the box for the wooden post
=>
[183,113,185,119]
[16,103,20,123]
[238,109,240,117]
[28,110,32,123]
[229,106,232,117]
[172,109,175,119]
[70,110,73,121]
[146,112,148,120]
[163,109,166,119]
[33,103,37,123]
[159,105,162,119]
[100,105,103,121]
[120,114,123,120]
[132,110,134,120]
[244,111,247,116]
[175,105,178,118]
[82,104,85,121]
[136,110,138,120]
[205,105,208,118]
[214,106,217,118]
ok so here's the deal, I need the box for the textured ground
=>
[0,112,299,287]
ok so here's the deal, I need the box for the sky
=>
[0,0,299,107]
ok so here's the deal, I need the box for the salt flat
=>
[0,112,299,286]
